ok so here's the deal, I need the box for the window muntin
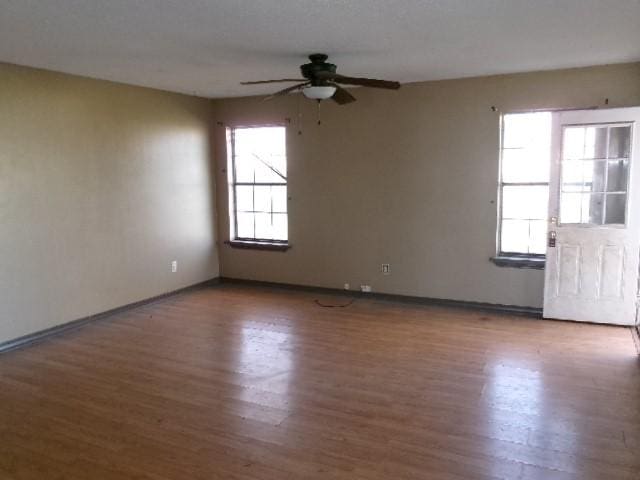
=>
[227,126,288,242]
[559,124,631,226]
[498,112,552,256]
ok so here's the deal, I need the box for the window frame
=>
[226,124,290,249]
[494,111,552,267]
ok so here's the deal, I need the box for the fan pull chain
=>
[297,92,303,135]
[317,99,322,125]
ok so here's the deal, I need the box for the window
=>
[498,112,552,258]
[227,126,288,245]
[559,124,631,225]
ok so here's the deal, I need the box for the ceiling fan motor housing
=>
[300,54,336,86]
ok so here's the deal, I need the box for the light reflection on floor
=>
[483,360,580,477]
[236,324,294,426]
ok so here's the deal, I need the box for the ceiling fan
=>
[241,53,401,105]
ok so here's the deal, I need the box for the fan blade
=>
[264,82,310,101]
[316,71,400,90]
[241,79,305,85]
[330,84,356,105]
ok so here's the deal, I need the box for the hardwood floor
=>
[1,284,639,480]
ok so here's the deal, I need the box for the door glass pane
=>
[560,124,631,225]
[564,127,586,160]
[560,192,604,224]
[560,193,584,223]
[609,126,631,158]
[605,194,626,224]
[583,161,606,192]
[561,160,587,191]
[560,192,582,223]
[584,127,608,159]
[561,160,605,192]
[606,160,628,192]
[587,193,605,224]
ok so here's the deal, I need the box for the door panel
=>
[543,108,640,325]
[597,245,624,299]
[556,244,581,297]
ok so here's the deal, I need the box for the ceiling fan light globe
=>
[302,86,336,100]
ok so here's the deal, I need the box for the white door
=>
[544,107,640,325]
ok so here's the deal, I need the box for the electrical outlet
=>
[344,283,350,290]
[382,264,390,275]
[360,285,372,293]
[171,260,178,273]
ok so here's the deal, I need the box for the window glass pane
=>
[271,186,287,213]
[253,213,284,241]
[584,127,608,159]
[253,157,287,183]
[235,185,253,212]
[529,220,547,255]
[605,194,626,224]
[234,155,286,184]
[501,148,549,183]
[234,127,285,158]
[609,126,631,158]
[234,155,255,183]
[501,219,530,254]
[503,112,551,149]
[271,213,288,241]
[606,160,628,192]
[502,185,548,220]
[253,186,272,213]
[236,212,255,238]
[254,213,272,239]
[253,213,288,241]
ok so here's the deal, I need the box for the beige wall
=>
[213,63,640,308]
[0,63,219,344]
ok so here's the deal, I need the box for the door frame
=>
[543,107,640,325]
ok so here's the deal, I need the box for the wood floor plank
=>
[1,284,639,479]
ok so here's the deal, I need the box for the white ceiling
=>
[1,0,639,98]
